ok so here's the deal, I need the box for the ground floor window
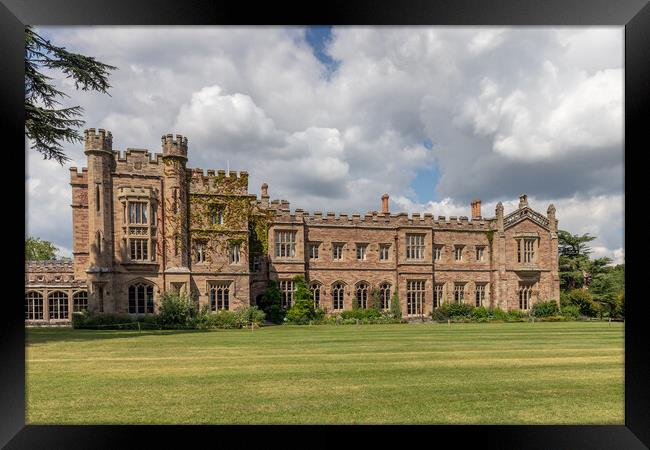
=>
[475,284,487,307]
[210,282,230,311]
[519,283,533,310]
[310,283,321,308]
[25,291,43,320]
[433,284,444,308]
[48,291,69,320]
[279,280,294,308]
[73,291,89,312]
[379,282,391,309]
[332,282,344,310]
[356,282,369,308]
[128,283,154,314]
[406,280,425,316]
[454,283,465,304]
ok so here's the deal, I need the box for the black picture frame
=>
[3,1,647,448]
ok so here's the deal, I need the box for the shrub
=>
[233,306,266,327]
[285,276,318,324]
[532,300,559,317]
[446,302,474,318]
[157,291,198,327]
[561,304,580,319]
[389,292,401,319]
[431,306,449,321]
[340,308,382,320]
[566,289,598,317]
[351,296,360,310]
[71,311,138,329]
[471,306,489,320]
[257,280,285,324]
[369,289,382,312]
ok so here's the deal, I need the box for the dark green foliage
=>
[566,289,598,317]
[389,292,401,319]
[351,296,360,310]
[340,308,383,320]
[25,236,59,261]
[257,280,285,324]
[71,311,144,329]
[157,291,199,327]
[615,293,624,318]
[561,305,580,319]
[532,300,559,317]
[285,276,317,324]
[471,306,489,320]
[25,26,117,163]
[369,289,382,311]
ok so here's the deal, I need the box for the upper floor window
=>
[518,238,536,263]
[130,238,148,261]
[379,244,391,261]
[454,245,464,261]
[210,206,224,225]
[195,241,206,263]
[476,246,485,262]
[356,244,368,261]
[332,243,344,260]
[229,242,241,264]
[406,234,425,260]
[129,202,148,224]
[434,245,443,262]
[308,243,320,260]
[275,231,296,258]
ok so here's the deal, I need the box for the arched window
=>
[519,283,533,310]
[48,291,69,320]
[209,282,230,311]
[332,282,344,310]
[379,282,391,310]
[73,291,89,312]
[310,282,321,308]
[128,283,154,314]
[355,282,369,309]
[25,291,44,320]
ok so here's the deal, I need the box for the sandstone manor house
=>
[24,129,561,324]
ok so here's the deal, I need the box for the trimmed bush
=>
[532,300,559,317]
[233,306,266,327]
[566,289,598,317]
[286,276,318,324]
[560,304,580,319]
[340,308,382,320]
[157,291,198,327]
[471,306,489,320]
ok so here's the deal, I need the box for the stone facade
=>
[24,129,560,324]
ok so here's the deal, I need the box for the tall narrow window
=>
[433,284,444,308]
[96,185,100,212]
[25,292,44,320]
[379,282,391,309]
[332,282,344,310]
[332,243,344,260]
[406,234,425,260]
[209,282,230,311]
[475,283,487,307]
[195,241,205,263]
[308,243,320,260]
[279,280,294,308]
[150,204,156,226]
[96,231,102,254]
[406,280,425,316]
[128,283,154,314]
[211,206,224,225]
[355,282,369,308]
[48,291,69,320]
[379,244,390,261]
[524,239,535,263]
[229,242,240,264]
[519,283,533,310]
[310,282,321,308]
[275,231,296,258]
[476,246,485,262]
[73,291,89,312]
[356,244,368,261]
[454,245,464,261]
[454,283,465,304]
[433,245,443,262]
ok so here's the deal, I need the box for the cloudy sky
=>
[26,26,624,264]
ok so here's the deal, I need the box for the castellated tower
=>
[84,128,115,313]
[161,134,192,292]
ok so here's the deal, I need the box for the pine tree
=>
[25,26,117,163]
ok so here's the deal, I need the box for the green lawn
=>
[25,322,624,424]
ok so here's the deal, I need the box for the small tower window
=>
[96,185,101,212]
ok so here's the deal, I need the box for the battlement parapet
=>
[161,133,188,160]
[69,167,88,184]
[188,168,249,196]
[84,128,112,153]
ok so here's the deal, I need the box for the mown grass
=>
[25,321,624,424]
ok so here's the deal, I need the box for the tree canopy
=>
[25,26,117,164]
[25,236,59,261]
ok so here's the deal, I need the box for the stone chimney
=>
[381,193,389,214]
[471,199,481,219]
[261,183,269,207]
[519,194,528,209]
